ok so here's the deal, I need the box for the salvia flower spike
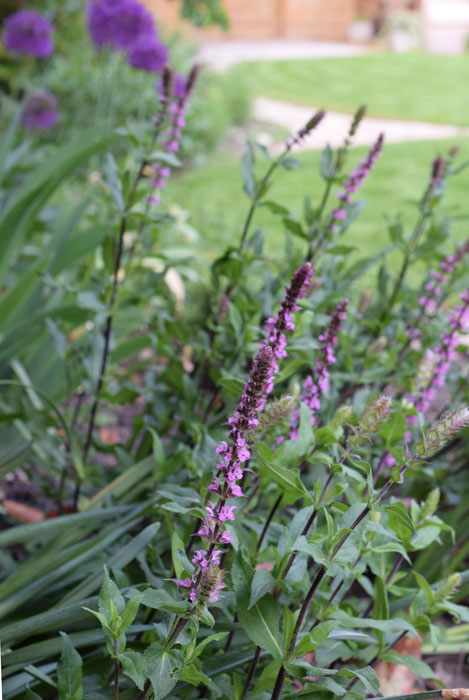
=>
[286,110,325,149]
[350,394,393,444]
[148,66,199,206]
[173,264,312,607]
[414,408,469,458]
[418,239,469,316]
[289,298,348,438]
[331,133,384,226]
[415,290,469,414]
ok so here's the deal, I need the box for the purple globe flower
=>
[3,10,54,59]
[21,92,58,131]
[87,0,156,51]
[128,37,168,72]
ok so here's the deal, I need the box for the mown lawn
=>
[226,52,469,125]
[167,137,469,276]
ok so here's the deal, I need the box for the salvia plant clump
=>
[2,10,469,699]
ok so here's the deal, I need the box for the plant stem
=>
[113,637,120,700]
[385,174,439,319]
[75,112,168,509]
[241,646,261,697]
[257,493,283,552]
[269,456,412,700]
[362,553,404,619]
[238,145,293,253]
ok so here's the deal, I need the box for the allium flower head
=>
[87,0,155,51]
[4,10,54,59]
[21,92,58,131]
[127,36,168,72]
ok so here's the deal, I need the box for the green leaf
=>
[320,144,334,179]
[280,155,300,170]
[24,690,42,700]
[120,650,146,690]
[314,427,338,447]
[294,621,338,658]
[342,666,381,696]
[381,650,435,679]
[258,444,307,500]
[252,660,282,696]
[57,632,83,700]
[104,152,124,211]
[385,502,415,535]
[180,664,211,686]
[249,568,275,609]
[98,567,125,622]
[371,542,411,564]
[414,572,434,607]
[117,595,142,635]
[241,140,255,198]
[144,644,185,700]
[141,588,188,615]
[379,412,406,448]
[373,576,389,620]
[238,594,283,659]
[189,632,228,662]
[0,126,112,280]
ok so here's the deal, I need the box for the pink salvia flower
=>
[330,134,384,229]
[290,298,349,436]
[414,290,469,414]
[418,239,469,318]
[173,264,313,606]
[148,66,198,206]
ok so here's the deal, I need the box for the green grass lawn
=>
[227,52,469,125]
[167,138,469,282]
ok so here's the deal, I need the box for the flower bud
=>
[435,572,461,603]
[415,408,469,457]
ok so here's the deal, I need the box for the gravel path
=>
[254,96,469,150]
[197,40,368,71]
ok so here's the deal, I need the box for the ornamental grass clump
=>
[2,82,469,700]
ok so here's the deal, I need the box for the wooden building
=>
[143,0,421,41]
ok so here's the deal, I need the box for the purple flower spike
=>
[290,298,348,436]
[127,36,168,72]
[173,266,314,608]
[4,10,54,59]
[157,71,188,100]
[263,262,314,374]
[414,289,469,415]
[87,0,155,51]
[148,66,199,207]
[21,92,58,131]
[418,240,469,318]
[330,134,384,229]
